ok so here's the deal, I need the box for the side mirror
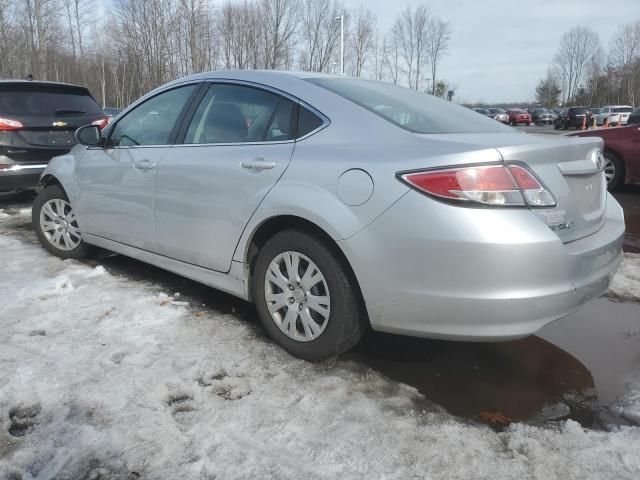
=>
[75,124,102,147]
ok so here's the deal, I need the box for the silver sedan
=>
[33,70,625,361]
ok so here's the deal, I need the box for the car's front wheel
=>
[253,230,367,361]
[33,184,92,259]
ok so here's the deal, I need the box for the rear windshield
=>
[0,84,102,116]
[613,107,633,113]
[570,107,589,114]
[305,77,509,134]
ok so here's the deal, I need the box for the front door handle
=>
[134,159,156,171]
[240,158,276,171]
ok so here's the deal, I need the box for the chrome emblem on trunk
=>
[548,218,575,232]
[52,121,67,127]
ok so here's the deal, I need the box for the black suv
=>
[553,106,591,130]
[0,81,106,194]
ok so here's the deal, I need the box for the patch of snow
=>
[1,209,640,479]
[607,253,640,302]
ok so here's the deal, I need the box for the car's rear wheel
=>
[33,185,92,259]
[603,151,624,191]
[252,230,367,361]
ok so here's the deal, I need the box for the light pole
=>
[335,15,344,75]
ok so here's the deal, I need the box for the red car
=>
[507,109,531,126]
[569,124,640,190]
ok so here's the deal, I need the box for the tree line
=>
[0,0,451,108]
[535,21,640,108]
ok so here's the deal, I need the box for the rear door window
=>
[184,84,296,144]
[0,84,102,116]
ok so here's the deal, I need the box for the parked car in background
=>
[32,70,624,361]
[487,107,509,123]
[0,80,107,195]
[553,106,591,130]
[507,108,531,125]
[595,105,633,126]
[532,108,556,125]
[569,124,640,190]
[473,108,493,117]
[628,108,640,126]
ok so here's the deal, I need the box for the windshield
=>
[613,107,633,113]
[305,77,510,134]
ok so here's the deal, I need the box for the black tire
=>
[563,122,569,130]
[32,184,92,259]
[604,151,625,191]
[252,229,368,361]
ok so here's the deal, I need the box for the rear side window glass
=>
[0,84,102,116]
[185,84,290,144]
[110,85,197,146]
[297,106,323,137]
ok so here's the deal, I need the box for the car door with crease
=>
[154,82,297,272]
[74,84,199,251]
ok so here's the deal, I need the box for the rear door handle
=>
[240,158,276,171]
[134,159,156,171]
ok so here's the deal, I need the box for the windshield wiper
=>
[55,109,86,115]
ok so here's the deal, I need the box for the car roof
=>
[174,69,343,84]
[0,79,88,89]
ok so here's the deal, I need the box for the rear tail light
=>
[0,117,24,131]
[91,117,109,130]
[398,164,556,207]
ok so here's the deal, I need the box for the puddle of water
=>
[346,298,640,430]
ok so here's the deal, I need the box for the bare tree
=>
[349,5,375,77]
[553,26,601,104]
[609,20,640,105]
[393,5,430,90]
[261,0,299,69]
[426,16,450,95]
[299,0,342,72]
[382,29,401,84]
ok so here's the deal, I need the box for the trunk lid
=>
[415,132,606,243]
[496,135,605,242]
[12,113,101,148]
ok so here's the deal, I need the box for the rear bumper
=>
[0,164,47,192]
[339,191,625,341]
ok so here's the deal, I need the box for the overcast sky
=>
[343,0,639,103]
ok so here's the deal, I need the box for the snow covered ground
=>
[2,206,640,479]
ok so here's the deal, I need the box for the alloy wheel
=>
[604,158,616,185]
[264,251,330,342]
[39,199,82,251]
